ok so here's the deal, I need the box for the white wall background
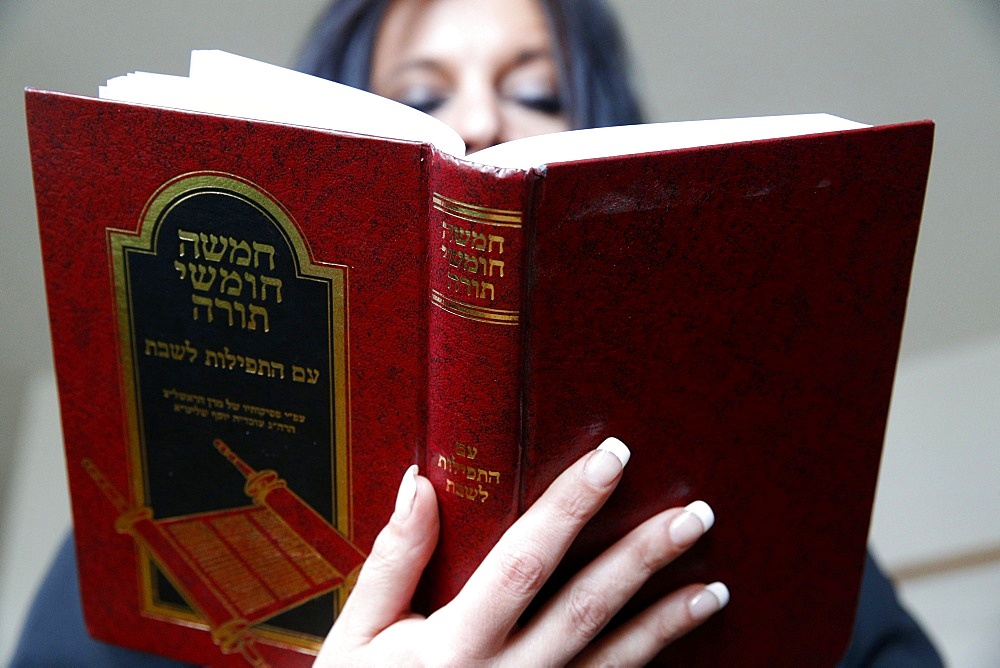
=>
[2,1,998,664]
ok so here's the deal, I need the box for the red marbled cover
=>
[27,88,933,665]
[422,152,536,611]
[515,121,934,664]
[426,121,934,663]
[26,90,433,666]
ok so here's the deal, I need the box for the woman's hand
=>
[314,438,728,666]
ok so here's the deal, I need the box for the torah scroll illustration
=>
[83,439,366,667]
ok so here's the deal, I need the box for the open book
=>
[100,49,868,168]
[26,51,933,666]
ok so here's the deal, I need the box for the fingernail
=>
[669,500,715,547]
[689,582,730,621]
[585,437,630,486]
[393,464,418,522]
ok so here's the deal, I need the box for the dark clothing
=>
[13,534,942,666]
[837,553,944,667]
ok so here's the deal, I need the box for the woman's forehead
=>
[372,0,555,75]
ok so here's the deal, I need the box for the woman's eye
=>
[516,93,564,115]
[396,88,448,115]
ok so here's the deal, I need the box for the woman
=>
[300,0,943,665]
[302,1,729,665]
[297,0,643,137]
[13,0,941,665]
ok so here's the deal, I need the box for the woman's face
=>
[371,0,571,153]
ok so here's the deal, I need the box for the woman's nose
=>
[439,81,503,153]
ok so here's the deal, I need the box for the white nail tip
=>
[684,500,715,532]
[395,464,418,514]
[597,437,631,467]
[705,581,730,609]
[402,464,419,490]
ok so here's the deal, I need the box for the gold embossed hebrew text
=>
[162,387,307,435]
[142,337,319,386]
[176,230,282,332]
[434,441,501,503]
[431,194,521,324]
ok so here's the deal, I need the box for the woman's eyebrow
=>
[386,58,447,80]
[498,48,559,82]
[388,47,555,80]
[511,48,554,67]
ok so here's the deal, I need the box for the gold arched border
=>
[108,171,350,650]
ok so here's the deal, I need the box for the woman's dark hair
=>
[295,0,644,129]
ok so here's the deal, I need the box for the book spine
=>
[421,152,535,610]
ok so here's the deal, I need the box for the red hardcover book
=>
[26,52,933,666]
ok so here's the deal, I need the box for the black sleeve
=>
[837,552,944,667]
